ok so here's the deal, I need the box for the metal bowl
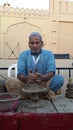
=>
[0,92,20,112]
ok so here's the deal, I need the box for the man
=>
[6,32,64,99]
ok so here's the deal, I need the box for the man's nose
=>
[33,43,37,47]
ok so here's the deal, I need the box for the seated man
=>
[6,32,64,99]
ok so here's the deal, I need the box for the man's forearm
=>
[17,72,54,83]
[17,74,28,82]
[41,72,54,81]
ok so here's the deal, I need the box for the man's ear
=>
[28,42,30,47]
[41,41,46,47]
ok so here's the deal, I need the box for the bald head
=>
[29,32,42,42]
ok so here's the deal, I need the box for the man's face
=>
[29,36,43,53]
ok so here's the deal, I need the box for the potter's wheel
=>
[22,82,47,107]
[23,99,48,108]
[22,82,46,93]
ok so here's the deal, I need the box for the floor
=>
[16,94,73,113]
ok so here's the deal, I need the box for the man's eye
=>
[30,42,40,45]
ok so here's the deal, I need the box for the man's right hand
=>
[28,70,41,83]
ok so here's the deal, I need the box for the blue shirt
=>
[17,49,56,76]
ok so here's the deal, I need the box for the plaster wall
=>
[0,0,73,58]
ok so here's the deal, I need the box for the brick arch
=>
[3,21,42,58]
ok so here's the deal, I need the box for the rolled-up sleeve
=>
[17,51,27,76]
[46,51,56,73]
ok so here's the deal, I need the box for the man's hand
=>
[28,70,42,83]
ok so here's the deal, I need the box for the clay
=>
[65,83,73,98]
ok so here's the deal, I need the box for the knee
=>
[56,74,64,85]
